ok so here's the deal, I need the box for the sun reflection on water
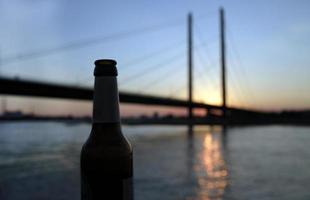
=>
[195,131,229,200]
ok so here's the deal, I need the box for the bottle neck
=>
[92,76,120,123]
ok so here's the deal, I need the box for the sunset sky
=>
[0,0,310,116]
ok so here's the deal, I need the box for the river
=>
[0,122,309,199]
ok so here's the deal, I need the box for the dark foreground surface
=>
[0,122,310,199]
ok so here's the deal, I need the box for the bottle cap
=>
[94,59,118,76]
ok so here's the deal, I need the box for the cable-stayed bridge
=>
[0,9,266,125]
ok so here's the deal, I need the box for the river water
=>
[0,122,309,200]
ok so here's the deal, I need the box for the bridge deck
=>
[0,77,241,111]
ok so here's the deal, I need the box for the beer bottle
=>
[81,59,133,200]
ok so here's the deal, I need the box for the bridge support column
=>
[188,13,193,132]
[220,8,227,122]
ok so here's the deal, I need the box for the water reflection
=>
[189,127,229,200]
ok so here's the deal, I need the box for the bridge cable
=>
[194,21,247,107]
[120,39,185,71]
[194,45,219,92]
[1,19,185,66]
[79,40,186,85]
[193,23,221,93]
[226,46,252,107]
[119,51,185,85]
[226,27,257,106]
[227,51,248,107]
[194,23,218,68]
[137,61,185,92]
[227,68,247,107]
[169,82,187,99]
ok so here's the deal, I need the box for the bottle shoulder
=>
[82,123,132,156]
[81,138,132,161]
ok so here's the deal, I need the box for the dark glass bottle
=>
[81,59,133,200]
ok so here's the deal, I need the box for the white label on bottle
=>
[123,177,133,200]
[93,76,120,123]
